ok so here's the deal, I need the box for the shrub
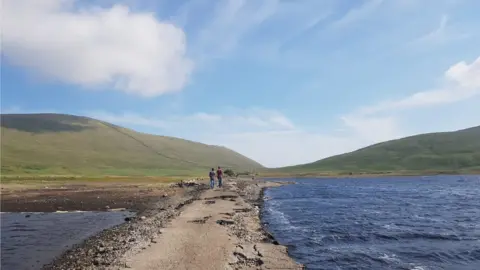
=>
[224,169,235,177]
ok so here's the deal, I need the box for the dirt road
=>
[122,182,302,270]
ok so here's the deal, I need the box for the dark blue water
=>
[262,175,480,270]
[1,211,134,270]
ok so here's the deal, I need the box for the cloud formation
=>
[86,56,479,167]
[356,56,480,115]
[2,0,193,97]
[87,109,365,167]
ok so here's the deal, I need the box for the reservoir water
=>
[262,175,480,270]
[1,211,133,270]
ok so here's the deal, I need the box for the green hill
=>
[274,126,480,175]
[0,114,263,176]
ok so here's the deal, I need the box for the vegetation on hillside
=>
[1,114,263,176]
[271,126,480,175]
[2,114,478,178]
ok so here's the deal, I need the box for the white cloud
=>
[340,115,404,142]
[1,0,193,97]
[87,111,168,129]
[209,130,363,168]
[356,56,480,115]
[88,109,295,135]
[445,56,480,88]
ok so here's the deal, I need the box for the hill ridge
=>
[276,125,480,174]
[1,113,263,176]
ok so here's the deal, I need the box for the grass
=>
[1,113,263,176]
[268,125,480,176]
[2,113,478,179]
[0,175,187,191]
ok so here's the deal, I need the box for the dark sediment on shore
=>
[1,184,176,213]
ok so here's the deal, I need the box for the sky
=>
[1,0,479,168]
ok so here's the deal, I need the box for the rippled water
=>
[262,175,480,270]
[1,211,134,270]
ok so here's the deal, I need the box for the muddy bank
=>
[42,185,207,270]
[1,184,176,213]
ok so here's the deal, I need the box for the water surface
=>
[1,211,133,270]
[263,175,480,270]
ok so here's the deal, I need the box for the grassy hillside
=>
[273,126,480,175]
[1,114,263,176]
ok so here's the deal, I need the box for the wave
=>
[261,175,480,269]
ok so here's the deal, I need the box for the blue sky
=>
[2,0,479,167]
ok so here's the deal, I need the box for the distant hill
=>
[0,114,263,176]
[274,126,480,175]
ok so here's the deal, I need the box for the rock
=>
[25,214,31,218]
[151,239,157,244]
[124,217,132,222]
[105,205,110,209]
[216,219,235,226]
[140,216,146,220]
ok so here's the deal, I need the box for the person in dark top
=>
[216,166,223,188]
[209,168,215,189]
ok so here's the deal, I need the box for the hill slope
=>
[0,114,263,176]
[276,126,480,174]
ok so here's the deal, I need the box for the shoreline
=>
[41,185,207,269]
[260,172,480,179]
[30,178,302,269]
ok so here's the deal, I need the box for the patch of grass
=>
[0,175,187,191]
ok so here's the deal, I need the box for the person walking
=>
[209,168,216,189]
[216,166,223,188]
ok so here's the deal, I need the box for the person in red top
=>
[216,166,223,188]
